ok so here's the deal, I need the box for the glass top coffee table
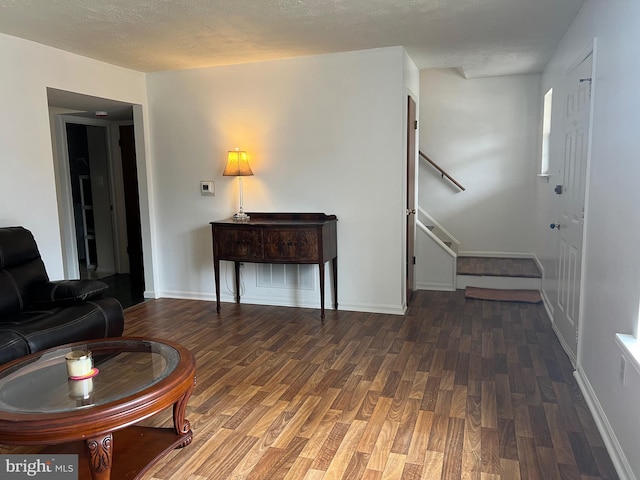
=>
[0,337,196,480]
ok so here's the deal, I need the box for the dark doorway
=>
[66,124,94,271]
[65,123,115,276]
[63,121,144,310]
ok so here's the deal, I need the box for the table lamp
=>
[223,149,253,221]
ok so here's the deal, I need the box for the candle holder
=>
[65,350,94,379]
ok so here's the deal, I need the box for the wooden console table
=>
[210,212,338,318]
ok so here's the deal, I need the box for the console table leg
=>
[318,263,325,319]
[332,256,338,310]
[85,433,113,480]
[214,259,221,314]
[234,261,241,303]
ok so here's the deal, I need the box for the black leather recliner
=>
[0,226,124,364]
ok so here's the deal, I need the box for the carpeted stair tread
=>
[457,257,542,278]
[464,287,542,304]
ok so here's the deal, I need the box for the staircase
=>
[455,256,542,291]
[415,210,543,293]
[415,150,542,296]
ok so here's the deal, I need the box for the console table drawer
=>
[263,228,319,262]
[215,227,262,260]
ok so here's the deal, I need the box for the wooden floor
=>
[130,291,616,479]
[2,291,618,479]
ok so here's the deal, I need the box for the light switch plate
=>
[200,181,215,196]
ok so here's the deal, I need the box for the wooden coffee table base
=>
[42,426,192,480]
[42,377,195,480]
[0,338,197,480]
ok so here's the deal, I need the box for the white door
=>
[553,52,593,359]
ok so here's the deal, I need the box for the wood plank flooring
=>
[0,290,618,479]
[135,291,617,479]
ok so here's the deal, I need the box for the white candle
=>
[65,350,93,378]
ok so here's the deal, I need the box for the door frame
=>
[406,94,418,306]
[109,121,136,275]
[574,39,597,368]
[50,99,155,298]
[549,39,597,366]
[53,115,119,279]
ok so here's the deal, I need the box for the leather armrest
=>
[28,279,108,305]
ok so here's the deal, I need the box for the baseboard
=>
[540,287,555,322]
[155,290,406,316]
[416,281,455,292]
[542,295,632,479]
[337,302,406,315]
[574,366,636,480]
[158,290,216,302]
[539,287,576,367]
[550,316,577,367]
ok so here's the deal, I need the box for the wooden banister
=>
[419,151,465,191]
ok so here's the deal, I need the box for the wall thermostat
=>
[200,181,215,196]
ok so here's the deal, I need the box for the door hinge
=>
[414,120,418,130]
[413,256,416,265]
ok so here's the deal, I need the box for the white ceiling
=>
[0,0,584,79]
[47,88,135,120]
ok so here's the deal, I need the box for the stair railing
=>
[418,206,460,250]
[419,151,465,191]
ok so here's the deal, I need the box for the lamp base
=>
[233,212,250,222]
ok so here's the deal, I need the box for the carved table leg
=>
[85,433,113,480]
[173,377,195,448]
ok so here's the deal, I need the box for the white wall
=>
[538,2,640,478]
[0,33,418,312]
[419,69,541,255]
[0,33,148,280]
[146,47,418,314]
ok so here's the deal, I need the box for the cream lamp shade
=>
[223,150,253,177]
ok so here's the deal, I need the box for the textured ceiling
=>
[0,0,584,78]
